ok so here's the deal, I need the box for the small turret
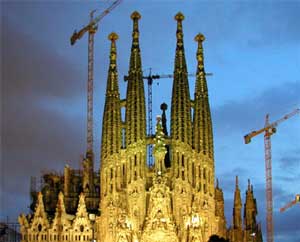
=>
[153,116,167,174]
[233,176,242,229]
[244,179,258,230]
[215,179,227,238]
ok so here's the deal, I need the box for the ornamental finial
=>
[108,32,119,41]
[131,11,141,20]
[175,12,185,21]
[195,33,205,43]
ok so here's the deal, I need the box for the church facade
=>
[19,12,263,242]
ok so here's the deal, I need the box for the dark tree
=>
[208,235,230,242]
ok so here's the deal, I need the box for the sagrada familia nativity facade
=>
[18,12,263,242]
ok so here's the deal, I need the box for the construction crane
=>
[244,108,300,242]
[280,194,300,212]
[124,71,212,166]
[70,0,122,157]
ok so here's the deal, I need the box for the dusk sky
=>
[1,1,300,241]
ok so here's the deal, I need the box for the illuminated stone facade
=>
[19,11,263,242]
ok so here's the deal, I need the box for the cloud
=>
[1,17,87,220]
[278,148,300,170]
[212,81,300,137]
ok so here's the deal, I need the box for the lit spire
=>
[233,176,242,229]
[125,11,146,146]
[153,116,167,174]
[193,33,214,159]
[101,32,122,161]
[171,12,192,144]
[52,192,71,229]
[244,179,258,230]
[31,192,50,229]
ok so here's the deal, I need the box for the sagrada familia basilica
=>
[19,11,263,242]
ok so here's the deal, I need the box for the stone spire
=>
[101,32,122,161]
[73,193,92,231]
[125,11,146,146]
[31,192,50,229]
[153,116,167,174]
[215,180,225,217]
[233,176,242,229]
[52,192,71,229]
[215,179,227,238]
[193,33,214,159]
[75,193,89,221]
[170,12,192,145]
[244,179,257,230]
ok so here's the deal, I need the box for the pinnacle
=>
[131,11,141,20]
[108,32,119,41]
[175,12,184,21]
[160,103,168,111]
[235,176,239,188]
[195,33,205,43]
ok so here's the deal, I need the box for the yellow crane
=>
[244,108,300,242]
[280,194,300,212]
[70,0,122,158]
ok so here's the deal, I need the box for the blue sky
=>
[1,1,300,241]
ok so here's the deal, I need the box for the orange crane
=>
[70,0,122,157]
[280,194,300,212]
[244,108,300,242]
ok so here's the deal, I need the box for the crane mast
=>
[244,108,300,242]
[70,0,122,158]
[264,114,274,242]
[134,71,212,166]
[86,13,96,155]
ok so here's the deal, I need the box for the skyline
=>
[1,1,300,241]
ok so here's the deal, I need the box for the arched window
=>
[38,224,42,232]
[80,225,84,232]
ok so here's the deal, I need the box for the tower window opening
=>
[80,225,84,232]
